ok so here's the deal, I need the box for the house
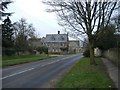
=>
[45,31,69,54]
[69,40,80,53]
[30,31,81,54]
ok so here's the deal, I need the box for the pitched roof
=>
[45,34,68,42]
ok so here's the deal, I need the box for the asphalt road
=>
[2,54,83,88]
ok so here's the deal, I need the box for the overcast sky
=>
[7,0,66,38]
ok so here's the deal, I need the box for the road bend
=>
[2,54,83,88]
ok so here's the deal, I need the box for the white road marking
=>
[1,68,34,80]
[2,55,78,80]
[39,56,74,67]
[41,64,46,67]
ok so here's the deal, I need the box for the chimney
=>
[58,31,60,34]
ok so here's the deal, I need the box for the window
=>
[61,36,64,40]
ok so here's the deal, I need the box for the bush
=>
[83,49,90,57]
[27,48,36,55]
[36,46,48,54]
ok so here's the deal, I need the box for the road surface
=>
[2,54,83,88]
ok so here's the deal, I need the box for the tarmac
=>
[101,58,119,88]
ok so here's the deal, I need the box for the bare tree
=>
[13,18,35,39]
[43,0,119,65]
[111,14,120,34]
[13,18,35,53]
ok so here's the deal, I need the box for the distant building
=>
[45,31,69,54]
[30,31,81,54]
[69,40,80,53]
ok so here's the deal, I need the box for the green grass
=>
[2,54,44,60]
[2,54,55,67]
[56,58,115,88]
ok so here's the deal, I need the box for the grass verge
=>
[56,57,115,88]
[2,54,55,67]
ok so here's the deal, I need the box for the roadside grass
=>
[56,57,115,88]
[2,54,44,60]
[2,54,55,67]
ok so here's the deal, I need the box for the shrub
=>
[36,46,48,54]
[83,48,90,57]
[27,48,36,55]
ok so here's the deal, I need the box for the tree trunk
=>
[89,42,96,65]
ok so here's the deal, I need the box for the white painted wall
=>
[94,47,101,57]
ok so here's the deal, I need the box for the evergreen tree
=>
[2,16,14,50]
[0,0,13,20]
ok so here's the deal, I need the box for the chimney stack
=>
[58,31,60,34]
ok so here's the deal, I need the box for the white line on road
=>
[37,55,75,67]
[1,68,34,80]
[2,54,79,80]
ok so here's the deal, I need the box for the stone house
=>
[45,31,69,54]
[69,40,80,53]
[30,31,81,54]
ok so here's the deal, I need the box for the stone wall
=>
[104,48,120,67]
